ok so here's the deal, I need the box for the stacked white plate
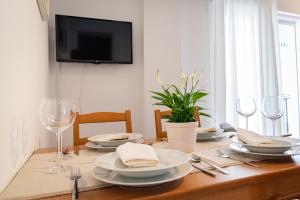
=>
[85,133,143,151]
[230,136,300,158]
[92,148,192,187]
[196,128,226,141]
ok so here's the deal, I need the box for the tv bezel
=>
[55,14,133,64]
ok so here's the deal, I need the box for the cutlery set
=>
[191,154,229,175]
[190,150,260,177]
[215,149,260,168]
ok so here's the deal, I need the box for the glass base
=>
[46,163,70,174]
[45,155,72,174]
[48,154,72,162]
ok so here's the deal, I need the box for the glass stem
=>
[57,130,63,159]
[56,63,62,120]
[245,116,249,130]
[271,119,276,136]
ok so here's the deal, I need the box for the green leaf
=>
[150,71,210,122]
[150,91,168,99]
[199,112,211,117]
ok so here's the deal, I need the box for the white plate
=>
[197,132,217,138]
[92,162,192,187]
[230,143,300,158]
[88,133,143,147]
[85,142,116,151]
[197,131,226,140]
[269,136,300,145]
[231,136,293,154]
[95,148,190,178]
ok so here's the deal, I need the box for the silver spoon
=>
[191,154,229,175]
[190,158,216,177]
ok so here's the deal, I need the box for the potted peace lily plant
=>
[151,70,209,152]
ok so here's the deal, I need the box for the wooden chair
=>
[154,109,201,140]
[73,110,132,146]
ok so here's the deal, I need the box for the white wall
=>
[43,0,212,145]
[179,0,212,125]
[0,0,49,193]
[143,0,183,138]
[278,0,300,14]
[45,0,144,147]
[180,0,210,75]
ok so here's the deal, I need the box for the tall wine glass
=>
[39,99,76,174]
[262,96,285,136]
[236,98,257,130]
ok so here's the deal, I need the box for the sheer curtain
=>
[208,0,226,126]
[209,0,281,134]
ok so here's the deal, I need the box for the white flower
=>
[198,73,203,82]
[156,70,163,86]
[198,67,205,80]
[181,72,188,87]
[191,72,197,87]
[181,72,187,80]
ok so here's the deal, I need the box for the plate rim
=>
[88,133,143,144]
[91,162,192,186]
[95,148,190,173]
[230,136,293,148]
[197,132,227,140]
[229,143,297,157]
[85,142,117,150]
[196,129,224,134]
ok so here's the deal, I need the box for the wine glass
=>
[39,99,76,174]
[262,96,285,136]
[236,98,257,130]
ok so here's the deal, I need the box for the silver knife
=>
[201,158,229,175]
[191,163,216,177]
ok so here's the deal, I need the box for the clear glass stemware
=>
[262,96,285,136]
[39,99,76,174]
[236,98,257,130]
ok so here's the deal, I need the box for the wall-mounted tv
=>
[55,15,133,64]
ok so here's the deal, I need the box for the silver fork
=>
[216,149,260,168]
[70,167,81,200]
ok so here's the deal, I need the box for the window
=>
[278,13,300,138]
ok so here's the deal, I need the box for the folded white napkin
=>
[237,128,275,146]
[94,133,130,142]
[197,127,218,134]
[116,142,159,168]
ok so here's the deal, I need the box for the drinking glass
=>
[262,96,285,136]
[39,99,76,174]
[236,98,257,130]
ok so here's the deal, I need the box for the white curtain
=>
[207,0,226,126]
[209,0,281,134]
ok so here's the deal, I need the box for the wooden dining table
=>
[36,144,300,200]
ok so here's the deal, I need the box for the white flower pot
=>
[165,122,197,152]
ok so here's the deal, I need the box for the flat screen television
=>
[55,15,133,64]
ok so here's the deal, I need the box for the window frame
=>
[278,11,300,137]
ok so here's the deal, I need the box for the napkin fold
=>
[237,128,275,146]
[95,133,130,142]
[116,142,159,168]
[197,127,218,134]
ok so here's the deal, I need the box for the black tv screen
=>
[55,15,133,64]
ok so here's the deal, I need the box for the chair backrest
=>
[73,110,132,146]
[154,109,201,140]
